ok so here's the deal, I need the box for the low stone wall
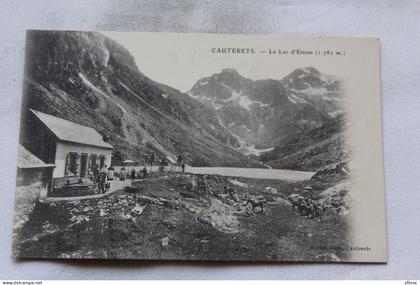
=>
[113,165,179,177]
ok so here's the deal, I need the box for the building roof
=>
[30,109,113,149]
[165,156,177,164]
[18,145,55,169]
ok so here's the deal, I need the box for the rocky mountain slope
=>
[259,115,349,171]
[20,30,258,167]
[188,67,344,153]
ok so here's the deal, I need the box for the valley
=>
[21,30,347,172]
[14,30,353,262]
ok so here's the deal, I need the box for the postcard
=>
[13,30,386,262]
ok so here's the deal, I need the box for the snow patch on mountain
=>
[187,90,223,109]
[220,82,269,110]
[292,87,330,96]
[230,132,274,156]
[328,110,344,118]
[288,94,309,104]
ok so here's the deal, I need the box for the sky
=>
[102,31,350,92]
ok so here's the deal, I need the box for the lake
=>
[186,166,315,181]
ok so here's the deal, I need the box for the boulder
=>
[263,186,277,194]
[288,193,303,203]
[256,195,265,201]
[99,209,107,217]
[162,237,169,246]
[82,206,93,212]
[131,204,145,216]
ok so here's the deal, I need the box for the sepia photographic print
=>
[12,30,386,262]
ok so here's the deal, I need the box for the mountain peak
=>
[279,66,341,93]
[220,68,240,75]
[301,66,320,74]
[288,66,321,78]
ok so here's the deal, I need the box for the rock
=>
[131,204,145,216]
[218,194,229,199]
[120,213,132,219]
[228,179,248,188]
[232,194,240,202]
[99,209,107,216]
[254,206,263,213]
[256,195,265,201]
[70,214,89,223]
[162,237,169,246]
[264,186,277,194]
[82,206,93,212]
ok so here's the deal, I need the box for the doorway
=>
[99,155,105,169]
[80,153,88,178]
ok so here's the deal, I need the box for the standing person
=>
[181,161,185,174]
[95,166,102,187]
[101,164,108,175]
[93,167,99,185]
[177,155,183,173]
[120,166,126,181]
[142,166,148,178]
[98,169,106,194]
[150,153,155,174]
[159,158,165,174]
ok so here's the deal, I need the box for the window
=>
[67,152,79,176]
[90,154,97,172]
[99,155,105,169]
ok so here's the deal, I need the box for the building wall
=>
[20,111,57,164]
[53,141,112,179]
[16,167,53,189]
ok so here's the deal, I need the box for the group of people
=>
[93,165,109,194]
[92,155,187,193]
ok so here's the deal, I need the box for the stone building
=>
[21,109,113,187]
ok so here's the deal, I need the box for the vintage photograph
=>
[12,30,384,262]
